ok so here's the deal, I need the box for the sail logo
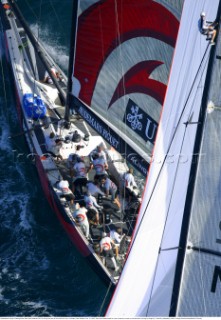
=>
[74,1,179,108]
[124,99,158,144]
[127,105,143,131]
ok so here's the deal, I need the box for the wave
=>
[0,113,13,153]
[30,23,69,73]
[21,301,53,317]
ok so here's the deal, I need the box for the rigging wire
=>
[98,281,113,316]
[31,0,43,94]
[24,0,67,35]
[23,0,38,20]
[48,0,65,35]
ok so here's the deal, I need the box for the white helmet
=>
[201,12,206,17]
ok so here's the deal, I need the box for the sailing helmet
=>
[200,11,206,17]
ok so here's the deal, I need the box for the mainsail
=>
[106,0,221,316]
[70,0,184,176]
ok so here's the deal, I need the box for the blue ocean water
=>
[0,0,110,316]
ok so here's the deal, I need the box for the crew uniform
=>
[84,193,102,212]
[56,180,75,204]
[101,176,121,208]
[73,159,87,178]
[100,232,119,271]
[73,205,89,238]
[45,132,63,160]
[123,168,138,201]
[92,154,108,179]
[89,145,107,163]
[199,11,217,45]
[86,181,105,198]
[109,228,124,245]
[109,229,123,259]
[72,158,88,193]
[67,153,80,169]
[101,177,118,200]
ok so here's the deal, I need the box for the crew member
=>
[43,66,63,83]
[73,204,89,238]
[100,232,119,271]
[72,157,88,194]
[199,11,218,45]
[100,176,121,208]
[123,167,138,202]
[45,132,63,160]
[56,179,75,206]
[90,153,108,179]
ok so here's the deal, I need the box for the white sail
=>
[106,0,220,316]
[176,21,221,318]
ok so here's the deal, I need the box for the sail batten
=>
[106,0,220,316]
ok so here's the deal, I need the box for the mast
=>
[7,0,66,106]
[64,0,79,123]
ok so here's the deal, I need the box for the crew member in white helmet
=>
[199,11,218,45]
[100,232,119,271]
[56,179,75,206]
[73,204,90,238]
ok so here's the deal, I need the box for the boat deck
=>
[3,4,141,284]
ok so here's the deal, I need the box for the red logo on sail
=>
[74,0,179,108]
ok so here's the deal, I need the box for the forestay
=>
[70,0,183,175]
[106,0,220,316]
